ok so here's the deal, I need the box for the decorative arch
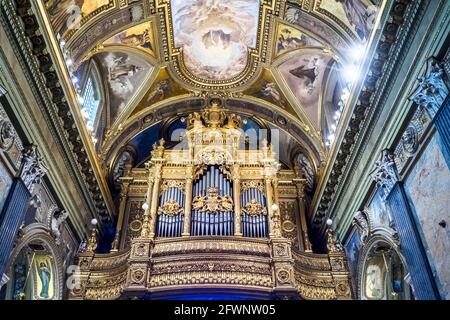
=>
[5,226,65,300]
[102,97,325,176]
[356,233,410,300]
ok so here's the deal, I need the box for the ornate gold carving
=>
[160,180,185,193]
[242,199,267,216]
[158,199,183,216]
[276,269,292,285]
[241,180,265,192]
[192,187,233,213]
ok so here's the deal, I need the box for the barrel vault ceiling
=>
[34,0,386,219]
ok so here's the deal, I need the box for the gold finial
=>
[86,219,98,253]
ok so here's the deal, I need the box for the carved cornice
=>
[0,1,112,220]
[312,0,418,226]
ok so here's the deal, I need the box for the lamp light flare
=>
[350,44,365,62]
[343,64,359,84]
[326,218,333,226]
[91,218,98,226]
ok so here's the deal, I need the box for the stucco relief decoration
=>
[130,268,146,285]
[51,209,69,245]
[410,58,449,118]
[276,269,292,285]
[370,150,398,199]
[0,116,15,151]
[401,125,418,155]
[20,145,47,193]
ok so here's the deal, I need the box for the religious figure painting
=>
[45,0,112,37]
[318,0,381,41]
[170,0,260,80]
[365,260,385,300]
[369,189,393,229]
[33,255,55,300]
[104,21,155,57]
[278,52,335,129]
[275,24,323,57]
[96,51,153,124]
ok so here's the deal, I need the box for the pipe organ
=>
[71,101,352,300]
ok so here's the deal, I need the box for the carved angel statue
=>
[51,210,69,244]
[352,210,369,243]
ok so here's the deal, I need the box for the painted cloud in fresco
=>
[104,21,155,56]
[171,0,260,80]
[46,0,111,37]
[278,52,334,129]
[96,51,152,124]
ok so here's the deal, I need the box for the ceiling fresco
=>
[45,0,114,38]
[37,0,387,174]
[103,21,156,58]
[316,0,382,42]
[170,0,260,81]
[277,51,336,130]
[94,50,153,125]
[274,23,324,58]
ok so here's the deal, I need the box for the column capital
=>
[370,149,398,198]
[20,145,47,193]
[410,58,449,118]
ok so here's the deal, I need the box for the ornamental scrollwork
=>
[160,180,186,193]
[20,145,47,193]
[241,180,265,192]
[370,150,398,198]
[192,187,233,213]
[242,199,267,216]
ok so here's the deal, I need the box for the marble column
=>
[371,150,440,299]
[0,145,47,277]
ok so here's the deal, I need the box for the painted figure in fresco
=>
[119,29,153,50]
[289,57,319,95]
[38,262,51,299]
[146,80,171,104]
[277,28,307,53]
[108,57,143,81]
[366,265,383,299]
[261,82,282,103]
[334,0,376,41]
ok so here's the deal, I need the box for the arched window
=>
[80,62,104,149]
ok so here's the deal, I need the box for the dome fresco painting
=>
[0,0,448,307]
